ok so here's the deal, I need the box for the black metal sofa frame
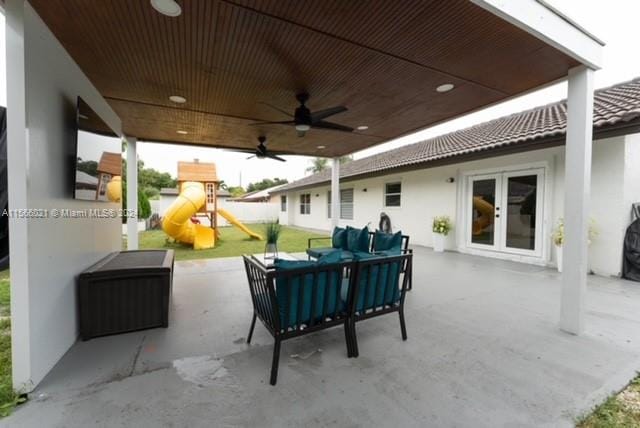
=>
[243,251,413,385]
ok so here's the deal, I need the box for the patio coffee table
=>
[252,252,299,269]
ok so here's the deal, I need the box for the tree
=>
[227,186,245,197]
[246,177,288,193]
[306,156,352,174]
[339,155,353,164]
[121,180,152,223]
[306,157,329,174]
[76,158,98,176]
[121,152,177,200]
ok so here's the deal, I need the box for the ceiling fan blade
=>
[312,120,354,133]
[267,154,287,162]
[310,106,347,122]
[248,120,295,126]
[234,148,257,154]
[258,101,293,118]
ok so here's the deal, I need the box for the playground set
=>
[161,160,262,249]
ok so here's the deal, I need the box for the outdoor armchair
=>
[242,255,355,385]
[345,252,413,358]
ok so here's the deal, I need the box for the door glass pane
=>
[471,179,496,245]
[505,175,537,250]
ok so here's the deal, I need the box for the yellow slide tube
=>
[472,196,495,236]
[162,181,215,249]
[217,207,263,240]
[106,176,122,202]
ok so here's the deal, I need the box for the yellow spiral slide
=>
[162,181,215,249]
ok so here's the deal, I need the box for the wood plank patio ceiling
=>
[29,0,580,157]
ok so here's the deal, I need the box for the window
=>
[384,182,402,207]
[327,189,354,220]
[280,195,287,212]
[205,183,215,204]
[300,193,311,215]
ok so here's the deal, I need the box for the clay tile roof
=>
[177,161,218,182]
[276,77,640,193]
[97,152,122,176]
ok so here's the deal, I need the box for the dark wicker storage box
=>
[78,250,175,340]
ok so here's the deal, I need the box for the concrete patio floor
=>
[6,247,640,427]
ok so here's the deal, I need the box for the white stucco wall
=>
[282,135,629,277]
[155,195,278,227]
[624,133,640,222]
[7,2,122,390]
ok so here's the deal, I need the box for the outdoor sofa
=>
[243,229,412,385]
[307,226,412,290]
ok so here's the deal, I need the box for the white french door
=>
[466,168,544,257]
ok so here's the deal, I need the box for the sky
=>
[1,1,640,187]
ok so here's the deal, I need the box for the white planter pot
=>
[433,233,445,252]
[556,246,563,273]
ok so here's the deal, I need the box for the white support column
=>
[331,158,340,230]
[560,65,595,335]
[126,137,139,250]
[6,0,33,391]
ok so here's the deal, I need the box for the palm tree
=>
[306,155,353,174]
[306,157,329,174]
[339,155,353,164]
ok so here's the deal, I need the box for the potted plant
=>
[551,218,598,272]
[432,216,452,253]
[264,220,282,259]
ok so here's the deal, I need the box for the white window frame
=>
[299,193,311,215]
[280,195,287,212]
[384,182,402,207]
[327,188,354,220]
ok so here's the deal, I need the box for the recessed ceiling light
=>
[151,0,182,17]
[317,145,326,149]
[436,83,455,93]
[356,125,369,131]
[169,95,186,104]
[176,130,188,135]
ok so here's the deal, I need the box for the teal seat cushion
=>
[351,253,402,313]
[306,247,339,259]
[274,251,345,328]
[374,231,403,252]
[332,227,348,249]
[346,226,370,253]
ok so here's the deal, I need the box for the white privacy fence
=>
[150,198,280,227]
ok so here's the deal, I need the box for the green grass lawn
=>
[578,375,640,427]
[139,225,328,261]
[0,269,22,417]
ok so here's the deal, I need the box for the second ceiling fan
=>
[251,92,353,137]
[235,136,286,162]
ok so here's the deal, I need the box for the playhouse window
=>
[281,195,287,212]
[206,183,215,204]
[99,174,111,196]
